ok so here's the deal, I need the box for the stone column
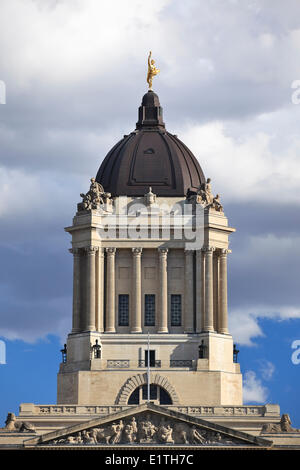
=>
[213,251,219,332]
[203,246,215,332]
[85,246,98,331]
[219,249,229,334]
[132,248,142,333]
[69,248,81,333]
[105,248,116,333]
[158,248,168,333]
[196,249,204,333]
[96,248,104,332]
[184,250,194,332]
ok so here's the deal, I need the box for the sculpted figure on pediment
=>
[78,177,111,212]
[186,178,223,212]
[138,415,157,443]
[261,414,300,434]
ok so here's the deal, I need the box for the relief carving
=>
[48,412,244,447]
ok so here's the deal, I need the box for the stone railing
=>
[138,360,161,368]
[170,360,193,368]
[18,403,280,418]
[106,360,130,368]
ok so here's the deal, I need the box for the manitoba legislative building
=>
[1,83,300,450]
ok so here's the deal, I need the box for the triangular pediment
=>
[24,403,272,448]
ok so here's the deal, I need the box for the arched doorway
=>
[128,384,172,405]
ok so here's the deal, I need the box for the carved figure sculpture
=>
[110,420,124,444]
[145,187,157,206]
[78,178,111,212]
[124,423,136,443]
[212,194,223,212]
[261,414,300,434]
[186,178,223,212]
[189,425,206,444]
[4,412,36,433]
[139,416,157,442]
[157,423,174,444]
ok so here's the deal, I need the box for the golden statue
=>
[147,51,160,90]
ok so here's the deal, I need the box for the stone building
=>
[1,88,299,449]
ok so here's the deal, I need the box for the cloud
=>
[259,360,275,381]
[229,306,300,346]
[243,370,269,403]
[180,112,300,205]
[0,0,300,345]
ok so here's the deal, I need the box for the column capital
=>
[132,247,143,256]
[158,247,168,256]
[220,248,229,256]
[202,246,215,253]
[105,247,116,255]
[85,246,98,255]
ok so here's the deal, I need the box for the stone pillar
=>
[105,248,116,333]
[96,248,104,332]
[85,246,98,331]
[132,248,142,333]
[219,249,229,334]
[158,248,168,333]
[196,249,204,333]
[184,250,194,332]
[69,248,81,333]
[213,251,219,332]
[203,246,215,332]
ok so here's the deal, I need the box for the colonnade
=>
[69,246,229,335]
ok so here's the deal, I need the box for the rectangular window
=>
[118,294,129,326]
[145,294,155,326]
[145,350,156,367]
[171,294,182,326]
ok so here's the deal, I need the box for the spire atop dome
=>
[136,90,165,129]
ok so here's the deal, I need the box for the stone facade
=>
[57,189,242,407]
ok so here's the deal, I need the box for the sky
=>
[0,0,300,427]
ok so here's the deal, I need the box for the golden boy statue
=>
[147,51,160,90]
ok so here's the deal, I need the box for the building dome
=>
[96,90,206,197]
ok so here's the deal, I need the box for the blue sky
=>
[1,0,300,428]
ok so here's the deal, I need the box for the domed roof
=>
[96,90,206,197]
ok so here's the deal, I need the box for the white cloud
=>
[243,370,268,404]
[0,0,173,88]
[259,360,275,381]
[230,306,300,346]
[180,116,300,205]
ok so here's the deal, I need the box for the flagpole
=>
[147,331,150,402]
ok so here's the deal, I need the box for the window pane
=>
[171,294,182,326]
[145,350,156,367]
[118,294,129,326]
[145,294,155,326]
[142,384,157,400]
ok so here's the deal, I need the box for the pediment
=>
[24,403,272,448]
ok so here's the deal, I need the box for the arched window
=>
[128,385,172,405]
